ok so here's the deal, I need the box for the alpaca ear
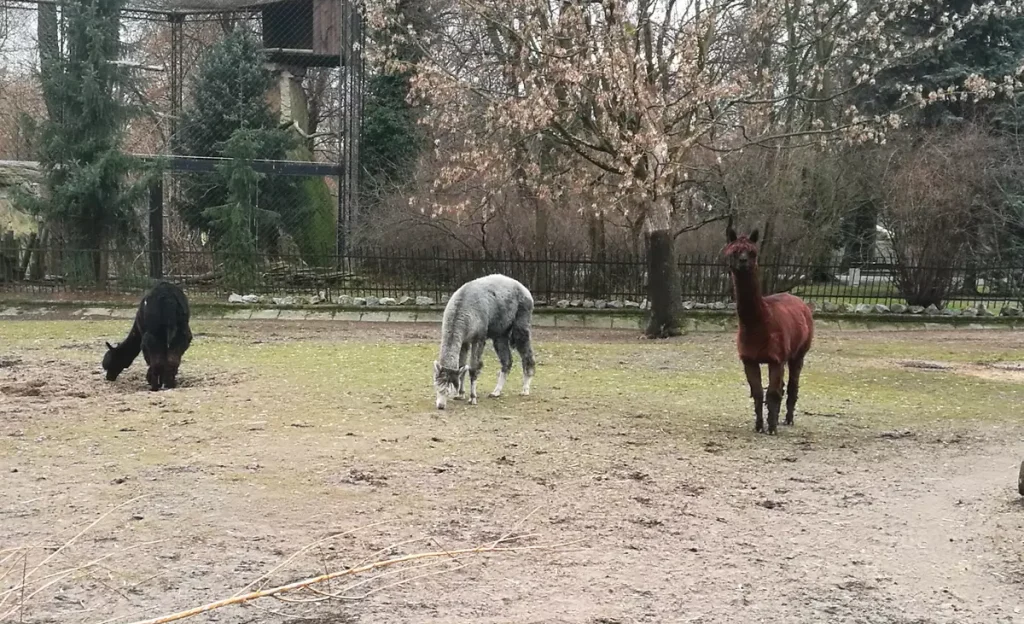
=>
[106,341,115,350]
[726,216,737,243]
[749,228,760,243]
[433,360,441,374]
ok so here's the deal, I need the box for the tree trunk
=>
[534,193,549,298]
[98,238,109,285]
[586,212,607,298]
[38,1,60,121]
[219,14,236,34]
[30,229,48,280]
[18,233,37,280]
[644,199,681,338]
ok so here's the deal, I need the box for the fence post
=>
[149,176,164,280]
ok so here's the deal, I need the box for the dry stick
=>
[124,540,576,624]
[23,495,150,586]
[14,557,26,624]
[278,558,457,603]
[489,507,542,550]
[341,535,437,578]
[0,540,168,604]
[232,521,389,598]
[1,496,151,620]
[0,534,54,588]
[261,533,440,600]
[0,551,28,588]
[340,562,471,602]
[0,568,76,622]
[330,560,476,602]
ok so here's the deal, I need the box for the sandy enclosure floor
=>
[2,320,1024,624]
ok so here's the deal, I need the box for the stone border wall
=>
[1,300,1021,332]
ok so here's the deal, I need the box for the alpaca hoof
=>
[489,391,501,398]
[520,388,530,396]
[469,397,478,405]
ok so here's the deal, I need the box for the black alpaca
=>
[103,281,193,391]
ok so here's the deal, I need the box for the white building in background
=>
[830,223,895,287]
[873,224,895,262]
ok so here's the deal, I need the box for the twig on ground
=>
[123,537,581,624]
[232,521,389,598]
[26,495,149,585]
[0,540,166,607]
[277,557,456,603]
[0,496,151,621]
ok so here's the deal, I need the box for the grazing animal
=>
[723,219,814,434]
[433,274,536,410]
[103,281,193,391]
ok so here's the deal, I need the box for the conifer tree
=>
[30,0,148,284]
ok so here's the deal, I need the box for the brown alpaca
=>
[722,219,814,434]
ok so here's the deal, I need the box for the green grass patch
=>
[3,321,1021,458]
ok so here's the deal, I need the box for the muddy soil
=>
[1,322,1023,624]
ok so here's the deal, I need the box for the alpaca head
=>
[433,360,469,410]
[102,341,127,381]
[723,217,760,274]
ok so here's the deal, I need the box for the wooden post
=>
[1,230,15,281]
[149,177,164,280]
[30,228,47,280]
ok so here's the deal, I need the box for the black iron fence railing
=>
[1,243,1022,311]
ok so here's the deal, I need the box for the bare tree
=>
[880,126,1003,307]
[386,0,1022,335]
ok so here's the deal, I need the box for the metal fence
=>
[3,232,1023,310]
[0,0,363,256]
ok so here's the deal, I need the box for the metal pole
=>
[149,176,164,280]
[337,0,364,260]
[336,0,350,259]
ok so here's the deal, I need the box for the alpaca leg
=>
[146,364,162,392]
[490,336,513,398]
[164,328,192,390]
[766,362,785,435]
[785,355,805,426]
[743,360,764,433]
[454,343,470,400]
[164,350,181,389]
[468,340,485,405]
[516,329,536,396]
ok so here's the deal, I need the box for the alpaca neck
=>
[438,325,466,370]
[119,324,143,353]
[731,268,766,326]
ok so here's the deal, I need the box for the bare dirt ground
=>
[2,320,1023,624]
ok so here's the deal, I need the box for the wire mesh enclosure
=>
[1,1,1022,313]
[0,0,364,290]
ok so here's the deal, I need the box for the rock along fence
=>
[228,291,1023,319]
[1,297,1022,332]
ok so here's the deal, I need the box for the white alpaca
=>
[433,274,536,409]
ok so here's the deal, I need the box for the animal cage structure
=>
[151,0,345,67]
[259,0,342,67]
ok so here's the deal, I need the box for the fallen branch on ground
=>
[0,495,152,621]
[124,535,580,624]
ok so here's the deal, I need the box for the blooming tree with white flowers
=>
[369,0,1023,336]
